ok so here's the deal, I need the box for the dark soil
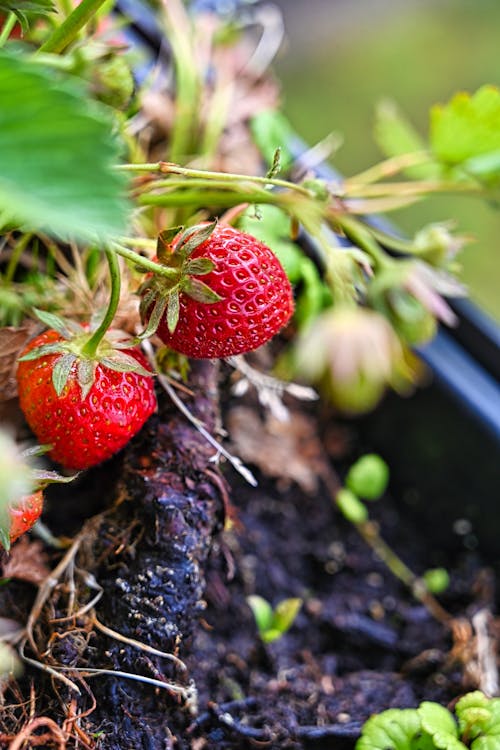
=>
[0,362,493,749]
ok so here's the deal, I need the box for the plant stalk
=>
[81,247,121,358]
[111,243,179,279]
[0,12,17,47]
[119,162,316,198]
[355,519,452,627]
[39,0,108,54]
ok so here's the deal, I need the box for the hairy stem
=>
[119,161,316,198]
[0,12,16,47]
[81,247,121,358]
[39,0,108,54]
[111,243,179,279]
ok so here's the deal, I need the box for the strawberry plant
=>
[0,0,499,747]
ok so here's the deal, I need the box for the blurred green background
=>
[274,0,500,320]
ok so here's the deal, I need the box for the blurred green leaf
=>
[374,99,439,179]
[356,708,432,750]
[418,702,459,739]
[0,51,128,241]
[247,595,274,633]
[250,109,295,172]
[430,85,500,172]
[247,595,302,644]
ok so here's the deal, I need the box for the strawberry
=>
[16,326,157,470]
[8,490,43,545]
[140,223,294,359]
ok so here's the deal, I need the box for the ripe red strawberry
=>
[140,223,294,359]
[16,329,157,470]
[8,490,44,544]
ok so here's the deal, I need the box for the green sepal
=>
[139,294,169,339]
[0,505,11,553]
[183,277,222,304]
[51,352,76,396]
[157,226,183,263]
[77,358,96,400]
[185,257,215,276]
[167,289,180,333]
[176,220,217,258]
[17,341,66,362]
[138,284,158,318]
[21,443,53,459]
[32,468,80,486]
[32,308,76,338]
[100,352,154,377]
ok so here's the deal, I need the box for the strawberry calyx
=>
[18,308,153,399]
[139,220,223,338]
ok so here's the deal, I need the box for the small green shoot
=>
[247,595,302,644]
[345,453,390,500]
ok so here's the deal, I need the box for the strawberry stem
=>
[39,0,108,54]
[0,12,16,47]
[111,243,179,279]
[81,248,121,358]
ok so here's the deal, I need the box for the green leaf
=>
[422,568,450,595]
[249,109,295,171]
[374,99,439,180]
[456,692,500,748]
[247,595,274,633]
[0,51,128,241]
[271,598,302,636]
[356,708,426,750]
[418,703,458,739]
[345,454,390,501]
[51,352,76,396]
[336,488,368,525]
[430,86,500,170]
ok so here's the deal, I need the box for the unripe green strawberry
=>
[16,329,157,470]
[8,490,43,545]
[140,223,294,359]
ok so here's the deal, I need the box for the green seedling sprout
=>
[335,454,451,627]
[247,595,302,644]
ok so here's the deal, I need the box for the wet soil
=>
[0,363,493,749]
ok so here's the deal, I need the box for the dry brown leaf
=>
[2,537,50,585]
[227,406,326,493]
[0,323,37,402]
